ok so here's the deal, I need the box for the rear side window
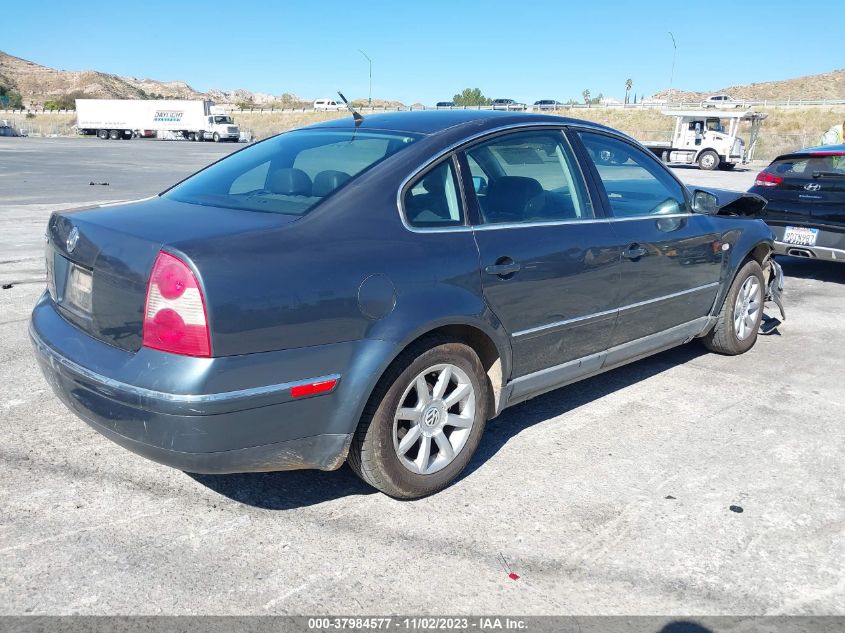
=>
[769,155,845,179]
[403,159,465,228]
[166,129,419,215]
[465,130,593,224]
[579,131,688,217]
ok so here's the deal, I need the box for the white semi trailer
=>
[75,99,240,142]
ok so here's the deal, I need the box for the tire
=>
[213,132,220,142]
[698,150,719,171]
[702,259,765,355]
[108,129,119,140]
[348,339,490,499]
[97,129,108,140]
[719,162,736,171]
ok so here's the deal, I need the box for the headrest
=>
[266,167,312,196]
[422,171,447,195]
[312,170,351,197]
[486,176,545,218]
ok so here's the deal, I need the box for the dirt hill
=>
[652,68,845,101]
[0,50,206,104]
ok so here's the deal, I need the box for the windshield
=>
[165,129,420,215]
[213,116,233,124]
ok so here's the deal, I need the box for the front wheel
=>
[212,132,220,142]
[698,150,719,171]
[702,259,764,355]
[348,340,489,499]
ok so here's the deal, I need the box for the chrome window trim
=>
[395,121,614,234]
[512,281,720,339]
[471,213,693,232]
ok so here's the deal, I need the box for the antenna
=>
[337,91,364,126]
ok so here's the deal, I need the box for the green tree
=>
[624,78,633,104]
[452,88,491,107]
[45,91,92,110]
[0,86,23,109]
[582,89,591,107]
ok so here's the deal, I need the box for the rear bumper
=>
[768,224,845,263]
[30,292,393,473]
[773,241,845,262]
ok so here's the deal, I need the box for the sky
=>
[3,0,842,104]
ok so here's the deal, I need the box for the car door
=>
[463,128,622,379]
[574,130,723,348]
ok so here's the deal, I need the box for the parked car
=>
[435,101,455,108]
[704,95,743,109]
[491,98,526,111]
[0,119,22,136]
[534,100,564,111]
[313,98,345,111]
[31,110,784,498]
[749,144,845,262]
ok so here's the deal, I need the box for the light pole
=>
[668,31,677,107]
[357,49,372,106]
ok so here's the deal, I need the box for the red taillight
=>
[808,151,845,157]
[290,378,338,399]
[142,251,210,357]
[754,171,783,187]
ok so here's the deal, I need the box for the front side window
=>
[166,129,419,215]
[403,159,465,228]
[578,131,688,217]
[465,130,592,224]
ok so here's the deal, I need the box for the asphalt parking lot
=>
[1,137,843,615]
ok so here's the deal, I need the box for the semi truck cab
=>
[643,110,767,171]
[196,114,240,142]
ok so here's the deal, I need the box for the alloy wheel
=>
[733,275,762,340]
[392,363,476,475]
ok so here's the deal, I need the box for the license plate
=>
[783,226,818,247]
[65,264,93,314]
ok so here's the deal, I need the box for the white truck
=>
[643,110,767,171]
[75,99,240,142]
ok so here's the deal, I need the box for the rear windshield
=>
[770,155,845,180]
[165,129,419,215]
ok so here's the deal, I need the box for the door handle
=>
[622,244,647,260]
[485,258,521,277]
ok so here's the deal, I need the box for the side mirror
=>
[472,176,488,194]
[692,189,719,215]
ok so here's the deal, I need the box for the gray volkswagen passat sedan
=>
[31,110,784,498]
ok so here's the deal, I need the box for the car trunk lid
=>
[46,196,297,353]
[760,152,845,226]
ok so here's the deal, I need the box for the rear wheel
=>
[719,162,736,171]
[348,340,489,499]
[698,150,719,171]
[108,129,119,140]
[97,129,108,140]
[702,259,764,355]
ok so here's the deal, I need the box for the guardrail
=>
[3,98,845,116]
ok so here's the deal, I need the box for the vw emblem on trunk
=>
[66,226,79,253]
[804,183,821,192]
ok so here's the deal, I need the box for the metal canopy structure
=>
[660,110,768,121]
